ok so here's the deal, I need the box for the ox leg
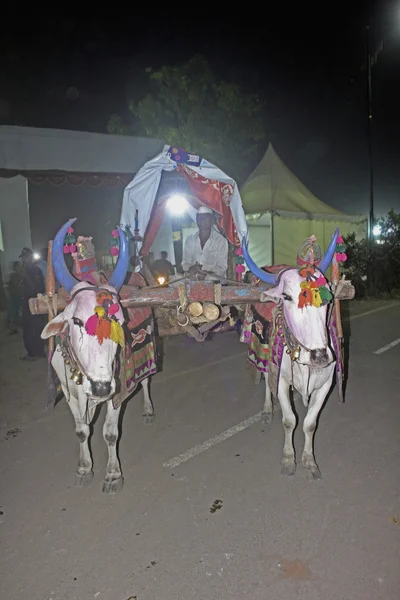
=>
[102,401,124,494]
[67,392,94,487]
[142,377,155,424]
[262,376,273,425]
[301,376,332,480]
[279,380,296,476]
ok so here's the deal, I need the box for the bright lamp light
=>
[33,252,40,260]
[372,225,381,237]
[167,194,188,215]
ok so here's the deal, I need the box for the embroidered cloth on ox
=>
[113,315,157,409]
[112,271,157,409]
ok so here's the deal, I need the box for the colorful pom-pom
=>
[108,303,119,316]
[94,306,106,318]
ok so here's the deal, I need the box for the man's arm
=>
[213,236,229,278]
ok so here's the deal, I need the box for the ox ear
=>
[260,278,285,303]
[41,313,68,339]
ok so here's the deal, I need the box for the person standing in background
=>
[19,248,46,360]
[4,261,22,334]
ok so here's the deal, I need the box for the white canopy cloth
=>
[120,145,248,254]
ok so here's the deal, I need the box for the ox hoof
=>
[102,476,124,494]
[75,471,94,487]
[306,466,322,481]
[142,413,155,425]
[281,462,296,476]
[262,411,273,425]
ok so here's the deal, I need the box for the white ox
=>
[42,219,153,493]
[242,230,339,479]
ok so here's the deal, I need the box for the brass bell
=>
[70,370,83,385]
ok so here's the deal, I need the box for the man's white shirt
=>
[181,228,228,278]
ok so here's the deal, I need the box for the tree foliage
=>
[344,210,400,297]
[108,55,265,183]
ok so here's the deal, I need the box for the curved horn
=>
[319,228,340,274]
[241,237,278,286]
[108,227,129,291]
[52,218,79,293]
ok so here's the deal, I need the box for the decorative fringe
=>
[297,263,333,308]
[335,235,347,263]
[84,302,124,346]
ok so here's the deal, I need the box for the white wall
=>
[0,176,31,277]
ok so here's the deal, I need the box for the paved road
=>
[0,301,399,600]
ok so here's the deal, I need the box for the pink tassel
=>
[63,245,69,254]
[341,253,347,262]
[67,227,74,234]
[111,229,119,238]
[236,264,245,273]
[110,246,119,256]
[337,235,344,243]
[108,303,119,316]
[235,247,243,256]
[315,275,327,286]
[85,314,99,336]
[69,244,77,253]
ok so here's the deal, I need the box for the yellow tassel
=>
[110,320,125,346]
[311,289,322,307]
[300,281,311,290]
[94,306,106,317]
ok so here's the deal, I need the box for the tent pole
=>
[270,211,275,265]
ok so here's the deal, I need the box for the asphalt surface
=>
[0,300,399,600]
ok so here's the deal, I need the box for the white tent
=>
[241,144,367,267]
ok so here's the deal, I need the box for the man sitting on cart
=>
[181,206,228,281]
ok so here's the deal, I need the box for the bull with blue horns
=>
[41,219,154,493]
[242,229,343,479]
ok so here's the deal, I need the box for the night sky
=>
[1,1,399,217]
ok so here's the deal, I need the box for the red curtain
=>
[177,164,238,245]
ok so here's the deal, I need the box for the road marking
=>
[163,412,262,468]
[374,338,400,355]
[348,303,400,321]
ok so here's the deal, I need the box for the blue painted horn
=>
[241,237,279,286]
[53,219,129,293]
[319,228,339,274]
[108,227,129,290]
[52,218,79,293]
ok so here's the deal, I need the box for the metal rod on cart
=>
[46,240,56,352]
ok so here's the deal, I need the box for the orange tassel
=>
[96,317,112,344]
[298,288,313,309]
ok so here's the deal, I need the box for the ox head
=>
[242,230,339,368]
[41,219,129,400]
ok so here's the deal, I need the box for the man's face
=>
[196,214,213,235]
[21,252,33,265]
